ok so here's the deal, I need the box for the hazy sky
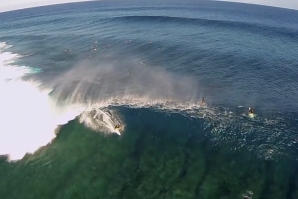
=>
[217,0,298,10]
[0,0,297,12]
[0,0,92,12]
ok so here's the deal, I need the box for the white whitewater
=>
[0,42,121,161]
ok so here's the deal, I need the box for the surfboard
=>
[90,109,123,135]
[114,129,121,135]
[248,113,255,118]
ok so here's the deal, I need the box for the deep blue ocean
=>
[0,1,298,198]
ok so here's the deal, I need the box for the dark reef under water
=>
[0,108,297,199]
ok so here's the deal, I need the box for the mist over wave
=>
[47,59,200,106]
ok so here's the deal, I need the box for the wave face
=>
[0,1,298,161]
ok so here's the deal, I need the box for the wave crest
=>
[111,15,298,39]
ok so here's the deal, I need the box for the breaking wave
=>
[0,41,296,161]
[0,42,83,160]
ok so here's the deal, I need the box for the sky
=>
[217,0,298,10]
[0,0,92,13]
[0,0,297,13]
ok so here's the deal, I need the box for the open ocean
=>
[0,1,298,198]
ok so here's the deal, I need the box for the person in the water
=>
[200,97,205,105]
[248,107,254,114]
[115,124,121,129]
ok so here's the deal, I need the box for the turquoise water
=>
[0,1,298,198]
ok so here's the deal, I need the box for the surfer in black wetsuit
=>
[243,190,253,199]
[248,107,254,114]
[115,124,120,129]
[200,97,205,105]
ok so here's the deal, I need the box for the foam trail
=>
[79,108,123,135]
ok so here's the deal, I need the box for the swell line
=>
[109,15,298,39]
